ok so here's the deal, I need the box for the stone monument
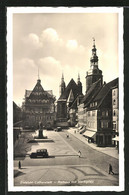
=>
[38,121,43,138]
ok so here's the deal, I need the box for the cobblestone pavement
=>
[14,164,118,186]
[14,129,119,187]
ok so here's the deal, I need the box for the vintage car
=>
[54,127,62,132]
[30,149,49,158]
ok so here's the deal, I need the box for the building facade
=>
[22,79,56,129]
[112,84,119,148]
[56,74,83,127]
[77,39,119,147]
[80,78,118,146]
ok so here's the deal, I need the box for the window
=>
[88,122,90,127]
[113,99,116,105]
[113,123,116,129]
[101,121,109,128]
[113,90,115,96]
[106,111,108,116]
[102,111,105,116]
[101,121,103,128]
[95,102,97,106]
[87,111,90,116]
[92,110,95,116]
[113,110,116,116]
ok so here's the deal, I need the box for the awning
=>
[83,130,96,138]
[112,136,119,141]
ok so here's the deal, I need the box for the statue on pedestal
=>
[38,121,43,138]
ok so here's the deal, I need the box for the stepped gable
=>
[58,78,80,100]
[28,79,54,100]
[93,78,118,107]
[82,79,102,105]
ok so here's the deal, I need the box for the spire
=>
[77,73,81,85]
[93,37,95,47]
[38,65,40,80]
[86,38,103,93]
[92,37,97,55]
[90,38,98,68]
[61,72,64,82]
[77,73,82,94]
[59,73,66,96]
[37,65,41,83]
[77,73,80,83]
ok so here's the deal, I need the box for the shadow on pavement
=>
[14,170,26,178]
[113,173,119,175]
[29,156,55,159]
[49,155,55,158]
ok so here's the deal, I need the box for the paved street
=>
[14,129,119,186]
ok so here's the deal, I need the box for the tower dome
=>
[86,38,103,93]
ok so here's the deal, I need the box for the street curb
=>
[68,130,119,160]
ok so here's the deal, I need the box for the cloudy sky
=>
[13,10,119,106]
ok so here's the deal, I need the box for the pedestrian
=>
[66,134,69,138]
[109,164,114,174]
[18,161,21,169]
[78,150,81,158]
[74,130,76,134]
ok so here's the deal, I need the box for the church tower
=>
[86,38,103,93]
[59,73,66,96]
[77,73,82,94]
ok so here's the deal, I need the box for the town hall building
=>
[22,78,56,129]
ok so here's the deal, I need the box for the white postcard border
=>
[7,7,124,192]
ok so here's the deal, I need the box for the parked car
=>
[54,127,62,132]
[30,149,49,158]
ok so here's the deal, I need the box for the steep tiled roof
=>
[58,78,81,100]
[94,78,118,103]
[27,79,55,100]
[82,79,102,105]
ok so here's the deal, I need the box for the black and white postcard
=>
[7,7,124,192]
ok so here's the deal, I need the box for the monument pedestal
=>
[38,129,43,138]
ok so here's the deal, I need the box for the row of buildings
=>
[14,39,119,147]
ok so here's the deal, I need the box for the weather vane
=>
[38,65,40,80]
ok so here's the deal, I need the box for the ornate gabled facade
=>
[56,75,83,127]
[22,79,56,129]
[86,38,103,93]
